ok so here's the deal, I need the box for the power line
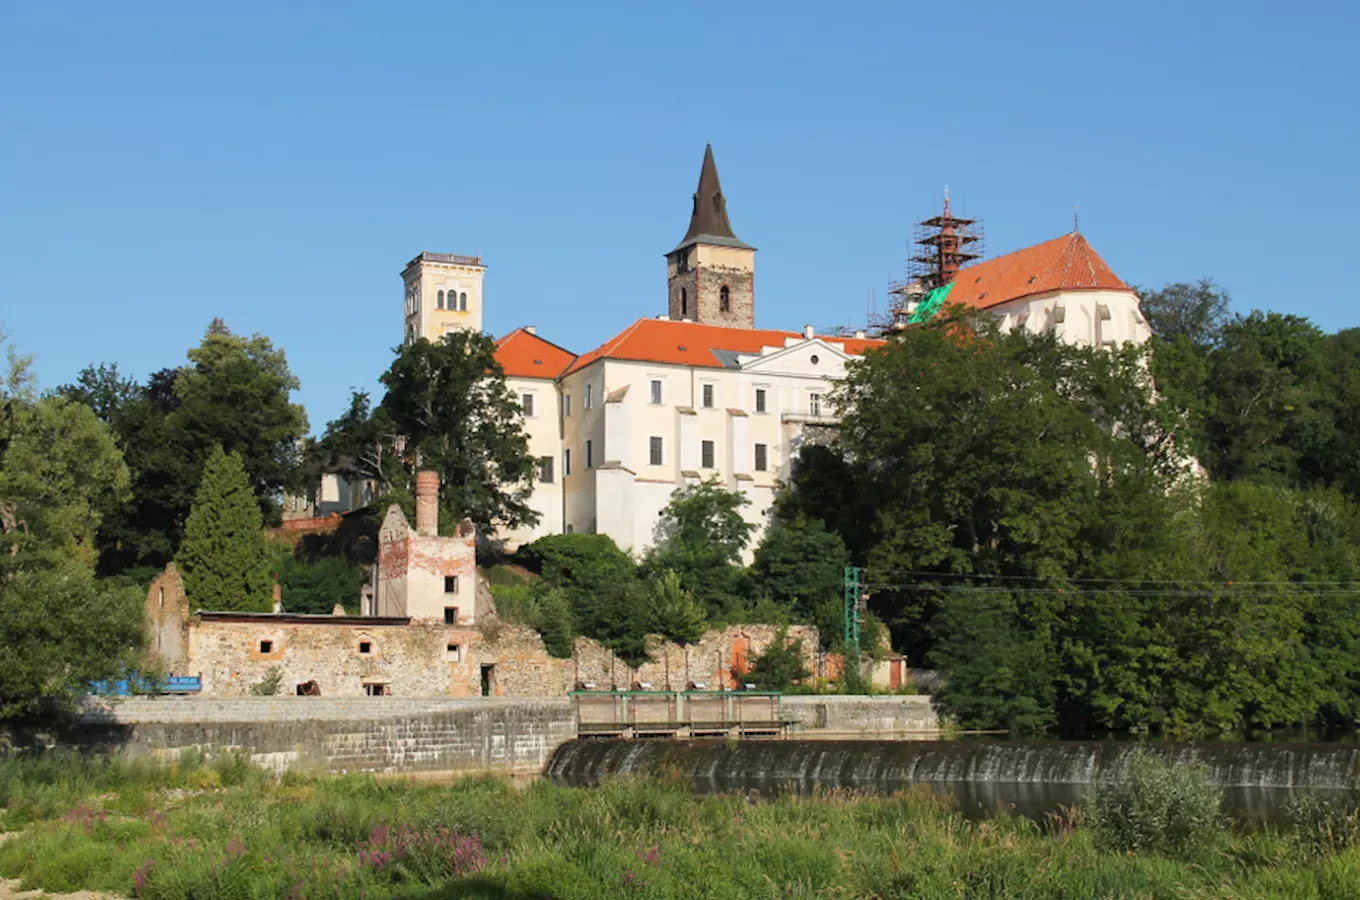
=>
[863,582,1360,598]
[866,569,1360,588]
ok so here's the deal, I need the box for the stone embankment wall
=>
[783,696,939,736]
[72,696,575,776]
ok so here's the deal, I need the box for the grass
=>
[2,752,1360,898]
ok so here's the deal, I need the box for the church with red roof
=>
[398,146,1148,556]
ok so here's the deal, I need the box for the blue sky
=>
[3,1,1357,431]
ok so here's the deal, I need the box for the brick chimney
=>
[415,469,439,536]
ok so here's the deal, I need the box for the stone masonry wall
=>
[70,696,574,776]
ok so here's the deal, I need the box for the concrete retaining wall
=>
[61,696,575,776]
[783,695,939,736]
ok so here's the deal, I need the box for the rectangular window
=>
[754,443,768,472]
[564,448,572,476]
[358,640,372,655]
[363,683,389,696]
[259,640,273,654]
[702,383,714,408]
[650,379,663,404]
[585,440,593,468]
[564,393,571,416]
[446,643,461,662]
[755,388,767,413]
[521,393,534,417]
[444,576,459,594]
[565,524,574,534]
[701,440,715,469]
[809,393,823,416]
[585,384,593,409]
[538,456,554,483]
[649,436,663,466]
[444,606,459,624]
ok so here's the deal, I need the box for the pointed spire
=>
[673,143,752,251]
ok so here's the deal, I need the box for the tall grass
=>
[2,754,1360,899]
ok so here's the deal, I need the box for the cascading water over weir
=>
[547,740,1360,819]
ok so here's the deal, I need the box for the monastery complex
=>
[392,144,1152,558]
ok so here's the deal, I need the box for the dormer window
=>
[719,285,731,312]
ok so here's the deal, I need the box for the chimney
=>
[525,325,536,335]
[271,578,282,613]
[803,325,815,339]
[415,469,439,536]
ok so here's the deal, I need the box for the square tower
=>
[402,252,486,344]
[666,144,756,329]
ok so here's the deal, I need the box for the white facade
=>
[990,289,1152,348]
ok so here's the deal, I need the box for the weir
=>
[547,739,1360,792]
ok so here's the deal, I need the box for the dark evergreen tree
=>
[177,447,271,612]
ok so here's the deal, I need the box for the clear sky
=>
[3,1,1357,431]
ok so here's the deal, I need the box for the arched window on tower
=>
[459,292,468,311]
[437,290,445,310]
[681,288,688,317]
[719,285,731,312]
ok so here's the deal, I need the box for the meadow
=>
[2,752,1360,899]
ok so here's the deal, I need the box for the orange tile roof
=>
[564,318,883,376]
[493,328,577,379]
[946,232,1132,311]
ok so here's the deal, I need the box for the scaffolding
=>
[877,192,983,333]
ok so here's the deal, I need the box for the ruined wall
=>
[183,615,821,699]
[375,504,477,623]
[144,563,190,671]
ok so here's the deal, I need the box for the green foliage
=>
[1136,278,1231,347]
[644,569,707,645]
[646,479,753,617]
[4,757,1357,899]
[1284,791,1360,859]
[1088,753,1224,859]
[745,627,810,690]
[0,562,144,720]
[518,533,647,663]
[537,588,579,659]
[749,518,848,648]
[176,447,271,612]
[270,548,364,615]
[374,331,538,533]
[249,666,283,696]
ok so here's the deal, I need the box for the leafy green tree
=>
[54,362,140,426]
[749,519,848,647]
[644,569,707,645]
[1136,279,1231,348]
[376,332,538,533]
[536,588,579,659]
[517,533,648,663]
[0,561,144,720]
[646,479,753,618]
[745,627,810,691]
[177,447,271,611]
[272,552,365,615]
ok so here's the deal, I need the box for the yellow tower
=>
[401,252,486,344]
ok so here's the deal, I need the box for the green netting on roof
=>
[905,282,953,325]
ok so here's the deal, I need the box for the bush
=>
[1285,790,1360,858]
[249,667,283,696]
[746,627,810,691]
[1087,752,1223,859]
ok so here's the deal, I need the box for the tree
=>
[644,569,707,645]
[272,552,365,615]
[749,519,848,648]
[517,533,648,663]
[745,627,810,691]
[54,362,140,426]
[0,561,144,720]
[646,479,753,617]
[177,447,272,611]
[1136,279,1231,348]
[377,332,538,533]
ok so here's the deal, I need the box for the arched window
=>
[459,292,468,311]
[719,285,731,312]
[681,288,688,317]
[437,290,445,310]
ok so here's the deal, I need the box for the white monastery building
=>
[396,145,1150,559]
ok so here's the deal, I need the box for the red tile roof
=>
[493,328,577,379]
[564,318,883,376]
[946,232,1132,311]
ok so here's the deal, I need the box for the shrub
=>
[1087,751,1223,859]
[746,627,810,690]
[1285,790,1360,858]
[249,666,283,696]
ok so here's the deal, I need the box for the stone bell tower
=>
[665,144,756,329]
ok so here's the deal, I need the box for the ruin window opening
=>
[446,643,461,662]
[444,576,459,594]
[358,641,372,655]
[259,640,273,654]
[480,664,495,697]
[720,285,731,312]
[363,683,389,696]
[444,606,459,625]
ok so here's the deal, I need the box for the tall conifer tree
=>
[177,447,271,611]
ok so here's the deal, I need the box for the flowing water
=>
[547,738,1360,823]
